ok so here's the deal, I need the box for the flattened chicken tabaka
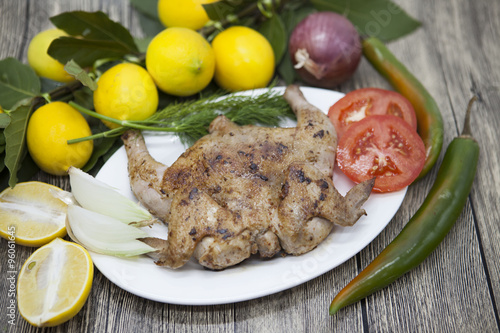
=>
[122,85,374,270]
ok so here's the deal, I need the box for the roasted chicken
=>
[122,85,374,270]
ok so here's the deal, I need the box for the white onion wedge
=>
[66,205,155,257]
[68,167,151,223]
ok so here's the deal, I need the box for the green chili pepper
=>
[329,97,479,315]
[362,37,444,180]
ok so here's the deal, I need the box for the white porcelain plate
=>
[93,87,407,305]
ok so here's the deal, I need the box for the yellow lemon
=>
[27,102,93,176]
[27,29,74,83]
[157,0,218,30]
[212,26,275,92]
[17,238,93,327]
[0,182,68,247]
[146,27,215,96]
[93,63,159,129]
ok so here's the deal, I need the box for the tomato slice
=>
[328,88,417,139]
[337,115,426,193]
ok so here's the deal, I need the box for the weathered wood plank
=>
[419,0,500,325]
[0,0,40,331]
[0,0,28,60]
[0,0,499,332]
[351,0,500,331]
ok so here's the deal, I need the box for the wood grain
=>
[0,0,499,332]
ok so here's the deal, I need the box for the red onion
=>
[289,12,362,88]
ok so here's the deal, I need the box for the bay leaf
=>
[64,60,98,91]
[0,58,40,110]
[280,4,316,34]
[203,0,248,21]
[0,168,7,189]
[277,50,296,85]
[50,11,138,52]
[130,0,165,37]
[40,77,64,94]
[275,3,316,85]
[72,86,95,111]
[135,12,165,37]
[310,0,421,41]
[129,0,158,19]
[82,136,119,173]
[4,102,37,187]
[134,36,154,53]
[0,154,38,191]
[259,15,287,64]
[48,37,135,68]
[0,114,10,128]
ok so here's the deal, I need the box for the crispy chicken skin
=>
[122,85,374,270]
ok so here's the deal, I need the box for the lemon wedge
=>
[0,181,68,246]
[17,238,94,327]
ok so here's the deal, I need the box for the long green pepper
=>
[329,97,479,315]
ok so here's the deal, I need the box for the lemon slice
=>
[0,181,68,246]
[17,238,94,327]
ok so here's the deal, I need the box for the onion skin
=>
[289,12,362,88]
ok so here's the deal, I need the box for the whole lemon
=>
[157,0,218,30]
[146,27,215,97]
[27,102,93,176]
[212,26,275,92]
[27,29,74,83]
[93,63,159,129]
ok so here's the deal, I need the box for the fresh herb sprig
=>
[69,89,295,146]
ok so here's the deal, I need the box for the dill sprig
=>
[68,88,295,146]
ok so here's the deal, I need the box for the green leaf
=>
[280,4,316,34]
[274,2,315,84]
[64,60,98,91]
[0,167,8,190]
[130,0,165,37]
[50,11,138,52]
[40,78,65,94]
[73,86,95,111]
[0,130,5,157]
[102,139,123,162]
[310,0,421,41]
[134,36,154,53]
[135,12,165,37]
[85,137,123,176]
[4,101,37,187]
[79,117,121,174]
[130,0,158,19]
[48,37,135,68]
[82,136,119,173]
[203,0,245,21]
[0,58,41,110]
[277,49,296,85]
[0,154,38,191]
[0,113,11,128]
[259,15,287,64]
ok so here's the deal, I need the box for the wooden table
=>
[1,0,499,331]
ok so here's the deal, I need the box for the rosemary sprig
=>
[68,89,295,146]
